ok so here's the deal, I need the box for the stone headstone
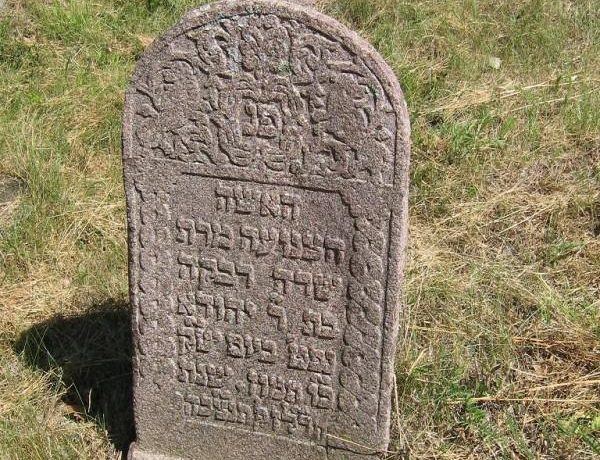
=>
[122,1,410,459]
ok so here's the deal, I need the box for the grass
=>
[0,0,598,458]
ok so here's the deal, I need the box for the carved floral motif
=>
[132,14,395,185]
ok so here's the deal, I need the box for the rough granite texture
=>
[122,1,410,459]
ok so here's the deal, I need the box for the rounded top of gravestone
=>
[123,0,409,195]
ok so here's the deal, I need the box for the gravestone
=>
[122,1,410,459]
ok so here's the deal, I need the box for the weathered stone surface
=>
[122,1,410,459]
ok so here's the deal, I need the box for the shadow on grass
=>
[14,299,134,455]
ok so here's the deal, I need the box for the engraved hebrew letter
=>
[323,349,336,375]
[240,225,259,252]
[324,236,346,265]
[196,219,213,248]
[178,356,195,383]
[273,268,294,294]
[225,333,244,358]
[313,274,342,301]
[198,393,213,417]
[257,227,279,256]
[215,258,235,286]
[302,232,324,261]
[279,229,303,259]
[308,375,334,409]
[247,368,261,397]
[196,291,214,320]
[234,186,257,214]
[215,183,234,211]
[270,406,282,431]
[199,257,217,288]
[295,271,313,297]
[255,405,269,428]
[195,326,213,353]
[178,252,198,280]
[235,262,255,288]
[302,309,319,337]
[286,380,303,404]
[318,311,338,339]
[177,317,196,354]
[281,403,298,434]
[288,342,309,371]
[213,294,225,321]
[237,402,252,425]
[260,191,280,218]
[194,362,208,386]
[270,376,285,401]
[242,300,257,321]
[307,346,326,373]
[258,373,269,398]
[183,394,200,416]
[259,339,277,364]
[176,217,196,245]
[224,297,243,324]
[215,223,234,249]
[177,292,196,315]
[280,193,300,220]
[267,296,287,332]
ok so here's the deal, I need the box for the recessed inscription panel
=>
[170,175,352,444]
[123,1,410,459]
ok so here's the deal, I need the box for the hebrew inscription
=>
[123,1,410,460]
[171,178,349,443]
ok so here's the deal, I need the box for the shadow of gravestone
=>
[14,300,134,454]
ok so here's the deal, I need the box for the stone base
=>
[128,443,186,460]
[128,442,381,460]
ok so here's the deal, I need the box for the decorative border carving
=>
[336,213,387,445]
[133,180,177,389]
[127,12,397,186]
